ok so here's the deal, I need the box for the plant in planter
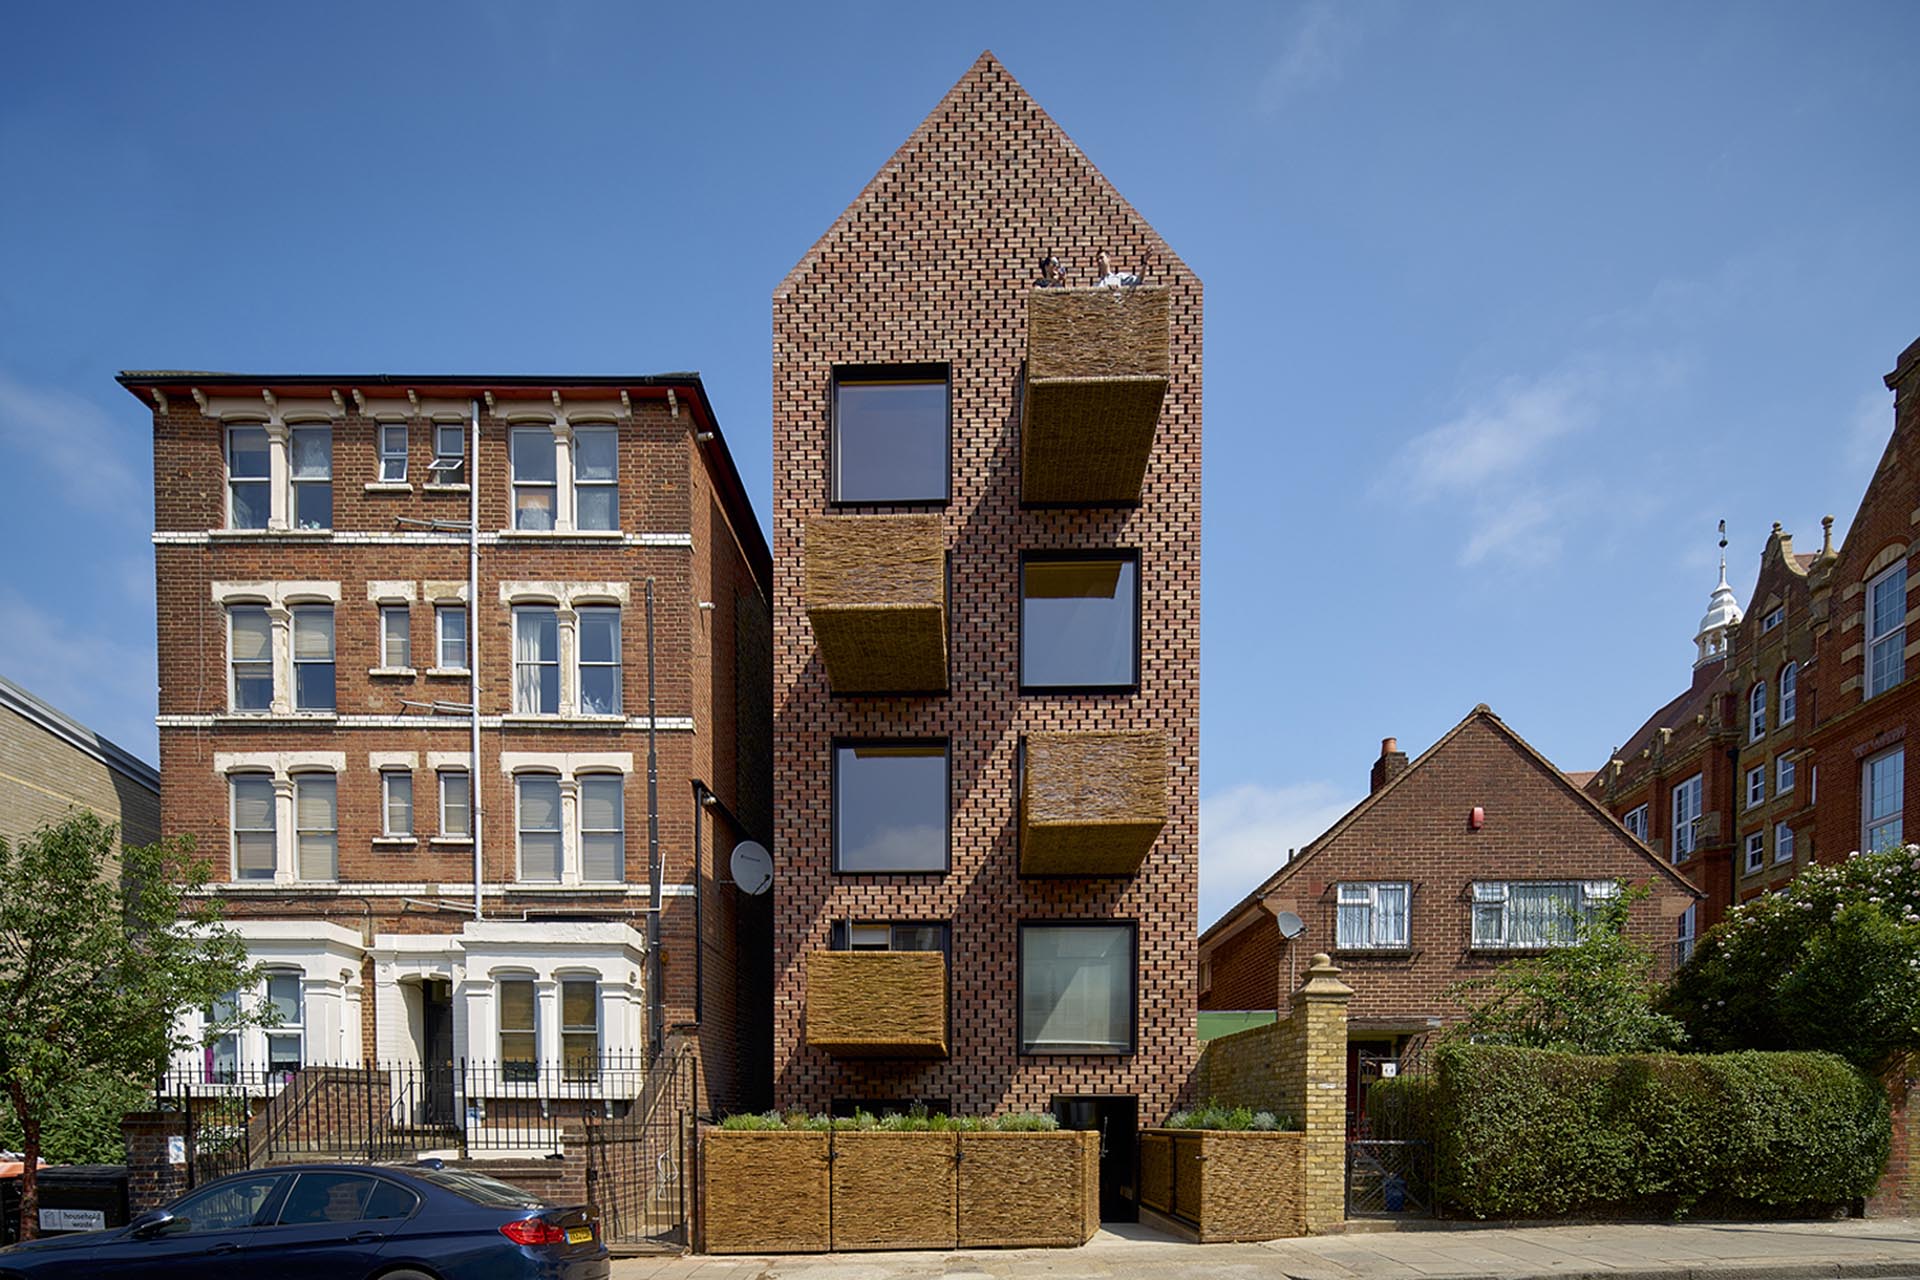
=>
[1141,1099,1306,1243]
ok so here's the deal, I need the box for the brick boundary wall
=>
[121,1113,190,1214]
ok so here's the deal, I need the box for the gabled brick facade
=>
[770,52,1202,1135]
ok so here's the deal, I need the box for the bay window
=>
[1019,922,1135,1054]
[264,971,304,1073]
[498,978,536,1081]
[561,979,599,1080]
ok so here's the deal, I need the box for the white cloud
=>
[1199,780,1357,930]
[1256,2,1360,113]
[0,373,143,516]
[0,588,156,762]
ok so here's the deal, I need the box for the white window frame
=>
[513,606,561,715]
[1622,804,1649,841]
[291,605,336,713]
[1868,562,1907,699]
[289,424,332,530]
[380,604,411,670]
[576,606,622,716]
[435,604,468,672]
[263,969,305,1073]
[1744,830,1765,873]
[571,424,619,531]
[1749,682,1767,741]
[438,768,472,840]
[226,424,271,530]
[1676,905,1697,967]
[578,773,625,884]
[294,772,338,882]
[1864,746,1905,853]
[228,605,273,713]
[1470,880,1618,951]
[1779,661,1797,724]
[1775,822,1795,865]
[1762,605,1783,632]
[560,976,600,1081]
[497,975,537,1080]
[1778,755,1795,794]
[378,422,408,483]
[1746,764,1766,810]
[431,423,466,486]
[516,772,564,883]
[1671,774,1702,861]
[230,773,277,881]
[510,427,558,531]
[381,768,414,838]
[1334,881,1410,950]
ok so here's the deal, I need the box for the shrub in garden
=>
[1434,1043,1888,1219]
[1162,1100,1298,1131]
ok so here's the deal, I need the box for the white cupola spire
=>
[1694,519,1742,668]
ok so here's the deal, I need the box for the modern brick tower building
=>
[770,53,1201,1219]
[123,371,772,1117]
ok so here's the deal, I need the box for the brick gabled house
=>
[770,52,1200,1221]
[123,371,772,1119]
[1199,707,1700,1111]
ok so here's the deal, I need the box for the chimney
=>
[1370,736,1409,794]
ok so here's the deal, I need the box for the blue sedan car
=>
[0,1161,609,1279]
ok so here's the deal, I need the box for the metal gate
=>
[167,1088,254,1190]
[1345,1040,1435,1217]
[584,1043,697,1250]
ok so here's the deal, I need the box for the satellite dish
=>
[729,841,774,896]
[1274,911,1305,940]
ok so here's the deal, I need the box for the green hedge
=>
[1435,1044,1888,1219]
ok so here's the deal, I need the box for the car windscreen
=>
[410,1167,551,1209]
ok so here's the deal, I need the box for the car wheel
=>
[375,1271,438,1280]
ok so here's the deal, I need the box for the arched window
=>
[1748,682,1767,741]
[1779,661,1797,725]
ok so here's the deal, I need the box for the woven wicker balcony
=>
[1023,286,1171,504]
[806,950,948,1058]
[804,515,947,694]
[1022,730,1170,876]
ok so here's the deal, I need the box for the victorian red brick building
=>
[769,52,1199,1216]
[1198,707,1699,1096]
[124,370,772,1117]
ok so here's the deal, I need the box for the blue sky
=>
[2,2,1915,925]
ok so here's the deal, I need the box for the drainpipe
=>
[470,398,483,921]
[645,579,664,1058]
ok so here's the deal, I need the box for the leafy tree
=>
[0,813,256,1239]
[1663,845,1920,1070]
[1444,885,1687,1054]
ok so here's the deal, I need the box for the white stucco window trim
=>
[501,752,633,888]
[215,752,346,884]
[170,920,365,1077]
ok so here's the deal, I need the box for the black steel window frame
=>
[830,737,952,875]
[1016,918,1139,1057]
[827,362,952,508]
[1017,548,1144,694]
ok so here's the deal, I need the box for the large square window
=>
[833,742,948,873]
[1019,923,1135,1054]
[831,367,949,504]
[1021,554,1139,690]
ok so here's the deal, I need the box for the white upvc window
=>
[380,604,411,669]
[294,773,338,881]
[1676,905,1697,966]
[1670,774,1702,861]
[206,989,240,1083]
[1746,765,1766,810]
[1622,804,1649,841]
[439,769,472,839]
[1864,747,1905,852]
[579,775,625,883]
[381,768,414,838]
[577,607,622,715]
[1778,755,1796,794]
[1470,880,1618,950]
[1779,662,1797,724]
[572,425,619,531]
[1868,562,1908,698]
[510,428,557,531]
[1744,830,1765,873]
[227,426,271,529]
[516,774,563,882]
[431,423,466,485]
[264,970,305,1073]
[1762,605,1784,632]
[378,422,408,483]
[498,976,537,1081]
[561,978,600,1081]
[435,604,468,671]
[292,606,336,712]
[1775,822,1796,864]
[1749,682,1767,741]
[229,606,273,712]
[513,607,560,714]
[1335,882,1409,950]
[230,774,277,880]
[290,425,332,530]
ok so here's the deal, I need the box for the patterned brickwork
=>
[770,53,1202,1119]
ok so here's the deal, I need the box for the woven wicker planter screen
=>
[955,1130,1102,1248]
[1138,1129,1307,1243]
[830,1131,958,1250]
[804,950,948,1057]
[804,514,947,693]
[1023,286,1171,504]
[1022,730,1170,876]
[700,1130,831,1253]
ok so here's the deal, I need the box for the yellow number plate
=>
[565,1227,594,1245]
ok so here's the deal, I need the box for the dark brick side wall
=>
[122,1113,190,1214]
[771,55,1202,1119]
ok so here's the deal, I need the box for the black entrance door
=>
[422,980,456,1126]
[1052,1095,1138,1222]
